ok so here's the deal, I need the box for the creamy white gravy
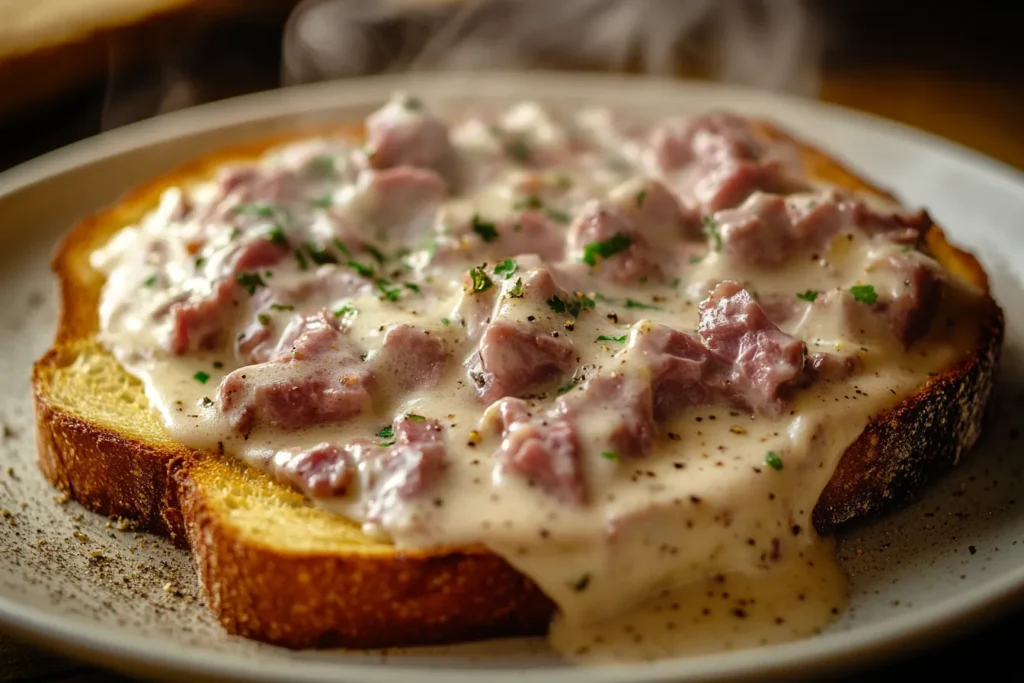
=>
[89,94,985,662]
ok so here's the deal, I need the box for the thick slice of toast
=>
[32,119,1004,649]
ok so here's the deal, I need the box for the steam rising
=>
[282,0,821,94]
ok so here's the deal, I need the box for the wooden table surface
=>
[1,6,1023,678]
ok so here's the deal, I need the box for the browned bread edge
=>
[32,118,1004,648]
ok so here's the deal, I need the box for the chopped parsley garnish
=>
[582,233,631,266]
[377,425,394,439]
[545,208,572,224]
[193,371,210,384]
[265,226,288,246]
[689,254,705,264]
[625,298,661,310]
[232,203,275,218]
[702,216,723,252]
[468,266,493,294]
[670,278,681,289]
[348,260,375,278]
[548,295,589,318]
[493,258,518,279]
[142,275,157,287]
[407,414,426,422]
[571,573,591,592]
[377,281,403,302]
[365,245,387,264]
[505,137,532,162]
[306,243,338,266]
[331,238,352,258]
[236,272,266,295]
[557,379,578,394]
[294,249,309,271]
[404,282,421,293]
[194,256,206,269]
[764,451,783,471]
[307,155,338,178]
[257,313,271,326]
[508,277,524,298]
[379,440,396,447]
[229,227,242,241]
[547,296,567,314]
[900,245,914,253]
[601,451,619,461]
[270,303,294,311]
[212,361,224,370]
[593,292,614,304]
[471,214,499,243]
[577,292,596,310]
[334,304,356,319]
[514,195,544,211]
[796,290,819,302]
[441,317,450,326]
[850,284,878,305]
[311,194,334,209]
[596,335,627,343]
[635,189,647,208]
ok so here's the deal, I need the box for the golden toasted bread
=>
[32,118,1003,649]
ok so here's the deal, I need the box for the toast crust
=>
[32,118,1004,648]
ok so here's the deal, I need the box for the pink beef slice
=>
[615,178,703,243]
[715,193,845,267]
[217,312,373,433]
[566,373,657,459]
[466,269,578,402]
[273,443,355,499]
[490,398,586,505]
[362,167,446,241]
[648,113,796,213]
[627,323,725,420]
[698,281,808,414]
[876,255,944,346]
[199,165,304,223]
[489,211,567,262]
[365,100,458,186]
[164,237,289,355]
[372,324,450,391]
[568,200,665,284]
[362,417,449,523]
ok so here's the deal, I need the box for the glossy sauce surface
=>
[89,95,985,661]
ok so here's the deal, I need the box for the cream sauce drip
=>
[88,93,986,662]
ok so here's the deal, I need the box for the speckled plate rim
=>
[1,71,1023,683]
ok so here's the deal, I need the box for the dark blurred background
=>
[0,1,1022,681]
[1,0,1022,172]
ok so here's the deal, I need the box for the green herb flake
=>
[441,317,450,326]
[257,313,271,326]
[557,379,578,394]
[582,233,631,266]
[265,226,288,246]
[378,440,396,447]
[601,451,619,461]
[547,296,567,314]
[308,155,338,178]
[377,425,394,439]
[348,260,376,278]
[505,137,532,162]
[764,451,783,471]
[270,303,295,311]
[194,257,206,269]
[332,238,352,257]
[334,304,356,319]
[577,292,596,310]
[193,371,211,384]
[509,277,524,298]
[625,298,661,310]
[670,277,681,289]
[142,275,158,288]
[596,335,627,343]
[311,194,334,209]
[702,216,723,252]
[635,189,647,208]
[294,249,309,271]
[406,414,426,422]
[365,245,387,265]
[468,266,493,294]
[796,290,819,302]
[307,243,338,266]
[514,195,544,211]
[236,272,267,295]
[404,282,421,293]
[471,215,499,243]
[900,245,913,253]
[689,254,705,264]
[229,227,242,241]
[232,203,275,218]
[493,258,518,279]
[849,284,878,305]
[545,208,572,224]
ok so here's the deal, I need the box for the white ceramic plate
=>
[0,72,1022,683]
